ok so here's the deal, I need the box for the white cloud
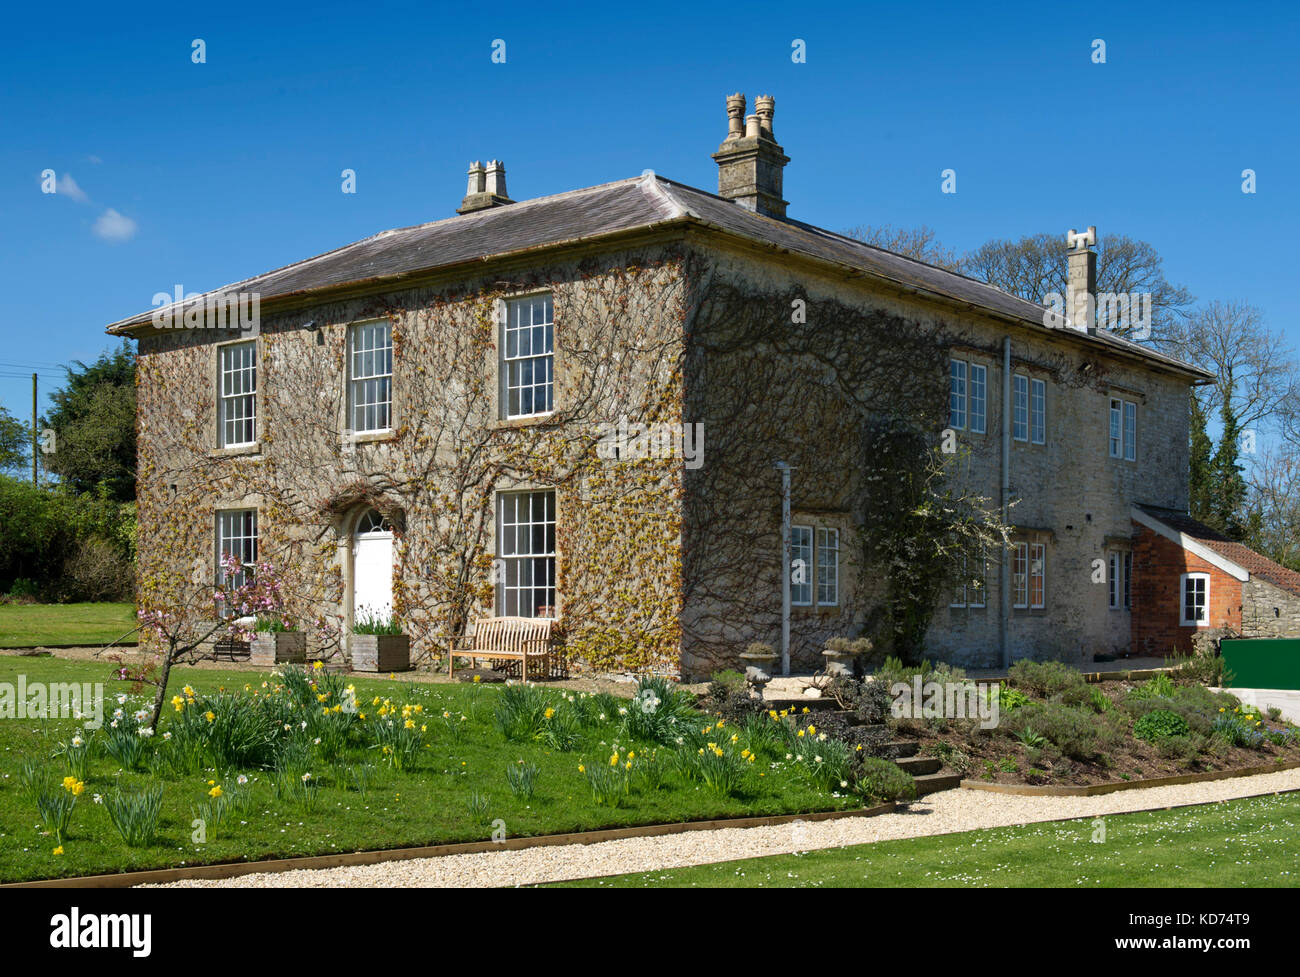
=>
[57,173,89,203]
[87,155,102,165]
[92,208,138,242]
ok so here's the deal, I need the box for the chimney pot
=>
[725,93,746,140]
[754,95,775,136]
[465,161,485,197]
[485,160,508,198]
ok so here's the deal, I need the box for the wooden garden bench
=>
[448,616,563,681]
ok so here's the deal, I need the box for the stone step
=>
[895,755,941,776]
[912,772,964,797]
[881,740,919,758]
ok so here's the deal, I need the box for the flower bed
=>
[0,658,894,883]
[887,659,1300,787]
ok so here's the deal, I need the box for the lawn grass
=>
[0,656,856,883]
[553,791,1300,887]
[0,602,137,648]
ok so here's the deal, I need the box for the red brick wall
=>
[1131,523,1242,656]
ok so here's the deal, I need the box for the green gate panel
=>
[1220,638,1300,691]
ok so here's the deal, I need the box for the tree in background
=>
[1208,394,1249,540]
[842,224,961,270]
[0,406,27,476]
[1188,391,1214,524]
[41,341,136,501]
[961,231,1195,344]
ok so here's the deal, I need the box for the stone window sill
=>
[490,413,560,432]
[208,443,262,459]
[345,430,397,445]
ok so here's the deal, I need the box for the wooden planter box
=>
[249,632,306,666]
[350,634,411,672]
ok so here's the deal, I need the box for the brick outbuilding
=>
[1131,505,1300,656]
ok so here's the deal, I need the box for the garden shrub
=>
[1005,702,1101,760]
[1133,709,1190,742]
[825,675,892,726]
[1169,654,1227,687]
[1007,660,1089,705]
[997,685,1031,712]
[855,758,916,803]
[1124,695,1214,737]
[929,741,972,774]
[875,656,968,688]
[62,537,135,602]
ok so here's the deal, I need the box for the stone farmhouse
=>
[105,94,1300,679]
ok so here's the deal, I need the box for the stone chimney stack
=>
[711,93,789,218]
[1066,225,1097,332]
[458,159,514,214]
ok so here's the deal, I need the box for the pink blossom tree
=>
[128,553,291,730]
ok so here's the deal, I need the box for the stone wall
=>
[678,237,1194,675]
[1242,577,1300,638]
[134,243,690,672]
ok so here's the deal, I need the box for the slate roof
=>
[104,173,1212,380]
[1136,505,1300,597]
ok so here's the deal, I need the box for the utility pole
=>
[31,373,37,486]
[775,461,792,676]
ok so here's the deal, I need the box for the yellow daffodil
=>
[209,786,222,798]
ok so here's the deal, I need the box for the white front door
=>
[353,509,393,625]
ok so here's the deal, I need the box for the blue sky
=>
[2,0,1296,420]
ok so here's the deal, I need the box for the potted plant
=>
[249,616,306,666]
[349,608,410,672]
[822,636,873,677]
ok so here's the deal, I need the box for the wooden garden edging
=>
[961,758,1300,796]
[0,802,896,889]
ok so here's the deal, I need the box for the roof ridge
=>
[105,175,654,330]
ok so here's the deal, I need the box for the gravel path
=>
[144,767,1300,888]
